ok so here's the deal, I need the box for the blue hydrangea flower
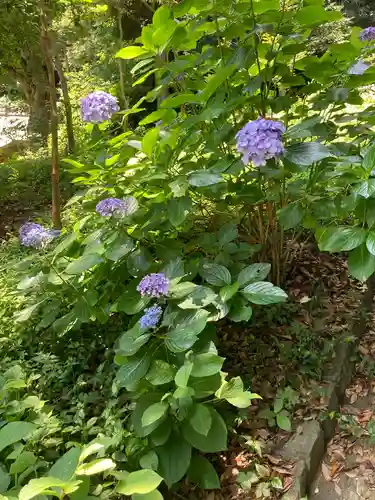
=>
[19,223,58,249]
[236,117,285,167]
[360,27,375,41]
[81,91,119,123]
[96,196,138,217]
[139,305,163,329]
[348,60,370,75]
[137,273,169,298]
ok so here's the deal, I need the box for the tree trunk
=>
[55,55,75,153]
[40,0,61,229]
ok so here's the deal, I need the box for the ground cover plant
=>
[2,0,375,498]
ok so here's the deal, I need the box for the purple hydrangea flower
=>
[137,273,169,298]
[348,60,370,75]
[81,91,120,123]
[139,305,163,329]
[96,196,138,217]
[19,223,57,249]
[360,27,375,41]
[236,117,285,167]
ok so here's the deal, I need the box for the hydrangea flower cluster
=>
[96,196,138,217]
[139,305,163,329]
[137,273,169,298]
[19,223,58,249]
[80,91,119,123]
[236,117,285,166]
[348,60,370,75]
[360,27,375,42]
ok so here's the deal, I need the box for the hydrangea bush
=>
[16,0,375,493]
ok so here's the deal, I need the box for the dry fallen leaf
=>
[322,462,332,482]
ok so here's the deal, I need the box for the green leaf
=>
[139,109,176,126]
[14,303,43,323]
[189,404,212,436]
[140,451,159,471]
[237,264,271,287]
[10,451,36,475]
[220,282,239,302]
[0,422,36,452]
[367,231,375,256]
[167,197,192,227]
[285,142,332,166]
[169,282,197,299]
[188,455,220,489]
[118,325,151,356]
[65,254,103,275]
[156,433,191,487]
[363,144,375,172]
[178,286,217,309]
[175,361,193,388]
[188,171,223,187]
[228,300,253,322]
[199,65,236,102]
[352,179,375,199]
[116,46,150,59]
[191,353,224,378]
[116,356,151,387]
[278,204,304,230]
[242,282,288,305]
[276,412,292,432]
[145,360,175,385]
[200,263,231,287]
[117,470,162,495]
[165,329,198,353]
[316,227,367,252]
[142,402,169,427]
[76,458,115,476]
[348,244,375,281]
[79,443,106,463]
[161,93,198,108]
[153,5,171,25]
[53,232,77,256]
[19,477,69,500]
[48,448,81,481]
[0,466,10,493]
[132,491,163,500]
[142,127,160,157]
[106,237,135,261]
[215,376,259,408]
[182,407,227,453]
[133,395,166,438]
[188,374,222,399]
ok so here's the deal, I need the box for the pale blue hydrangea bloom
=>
[348,60,370,75]
[137,273,169,298]
[360,27,375,42]
[81,91,119,123]
[96,196,138,217]
[236,117,285,166]
[139,305,163,329]
[19,223,58,249]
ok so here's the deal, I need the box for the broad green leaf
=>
[215,376,259,407]
[118,325,151,356]
[237,264,271,287]
[188,374,222,399]
[242,282,288,305]
[165,329,198,353]
[116,356,151,387]
[65,254,103,275]
[142,403,168,427]
[132,491,163,500]
[175,361,193,387]
[363,144,375,172]
[276,412,292,432]
[316,227,366,252]
[133,395,166,438]
[48,448,81,481]
[79,443,105,463]
[228,300,253,322]
[169,282,197,299]
[188,171,223,187]
[189,404,212,436]
[142,127,160,157]
[367,231,375,256]
[220,282,239,302]
[0,422,36,452]
[348,244,375,282]
[53,232,77,256]
[278,204,304,230]
[116,46,150,59]
[285,142,332,166]
[352,179,375,199]
[140,451,159,471]
[167,197,192,227]
[182,407,227,453]
[153,5,171,26]
[76,458,115,476]
[106,237,135,261]
[145,360,175,385]
[199,65,236,102]
[139,109,176,126]
[14,303,43,323]
[188,455,220,489]
[0,466,10,493]
[161,93,198,108]
[191,353,224,378]
[10,451,36,475]
[19,477,69,500]
[178,286,217,309]
[117,470,162,495]
[200,263,231,286]
[156,433,191,487]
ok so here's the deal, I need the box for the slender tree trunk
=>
[40,0,61,229]
[55,54,75,153]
